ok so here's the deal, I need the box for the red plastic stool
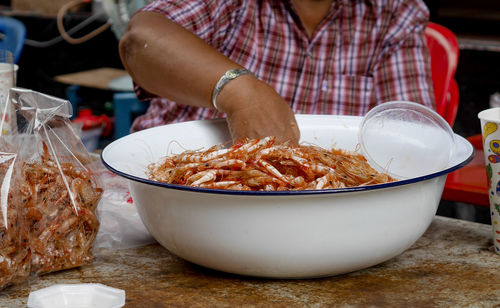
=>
[441,134,489,207]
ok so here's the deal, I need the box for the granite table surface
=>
[1,216,498,307]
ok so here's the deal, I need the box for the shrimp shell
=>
[147,137,395,191]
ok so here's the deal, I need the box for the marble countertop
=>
[1,216,498,307]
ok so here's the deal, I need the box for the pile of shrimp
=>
[20,142,102,274]
[147,137,395,191]
[0,162,31,290]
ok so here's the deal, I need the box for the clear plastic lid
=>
[27,283,126,308]
[358,101,456,179]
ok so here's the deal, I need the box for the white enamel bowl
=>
[101,114,473,279]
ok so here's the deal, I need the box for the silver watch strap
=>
[211,68,253,110]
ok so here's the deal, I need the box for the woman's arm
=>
[119,11,300,143]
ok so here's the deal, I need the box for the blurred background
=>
[0,0,499,224]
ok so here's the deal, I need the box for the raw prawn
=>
[147,137,395,191]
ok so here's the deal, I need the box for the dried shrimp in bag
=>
[21,142,102,274]
[147,137,395,191]
[0,152,30,289]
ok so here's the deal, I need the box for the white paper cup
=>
[478,107,500,254]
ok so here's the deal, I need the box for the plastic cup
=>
[0,49,18,135]
[358,101,456,179]
[478,107,500,254]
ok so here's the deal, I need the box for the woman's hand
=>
[216,75,300,144]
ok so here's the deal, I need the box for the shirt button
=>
[321,80,328,92]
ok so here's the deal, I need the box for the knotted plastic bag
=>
[7,88,102,277]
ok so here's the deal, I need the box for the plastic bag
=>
[0,136,30,289]
[5,88,102,278]
[93,158,155,250]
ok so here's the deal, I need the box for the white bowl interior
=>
[103,114,472,183]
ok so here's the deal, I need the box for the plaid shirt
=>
[131,0,435,132]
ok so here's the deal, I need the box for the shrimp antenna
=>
[354,143,361,153]
[383,157,393,174]
[165,140,204,155]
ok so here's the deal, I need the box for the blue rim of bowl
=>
[100,146,475,196]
